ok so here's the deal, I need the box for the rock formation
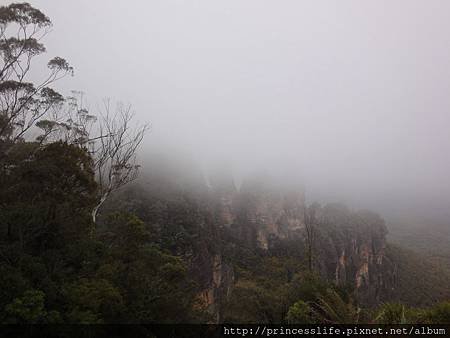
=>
[195,173,396,318]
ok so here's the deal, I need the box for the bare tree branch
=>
[42,94,149,225]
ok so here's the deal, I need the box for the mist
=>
[28,0,450,221]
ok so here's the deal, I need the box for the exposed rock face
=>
[209,169,238,227]
[311,206,396,305]
[196,175,396,315]
[229,176,305,249]
[194,253,234,322]
[122,169,397,319]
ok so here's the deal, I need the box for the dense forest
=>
[0,3,449,325]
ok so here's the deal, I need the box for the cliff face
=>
[114,164,397,320]
[236,177,305,249]
[192,251,234,322]
[311,206,396,305]
[195,176,396,316]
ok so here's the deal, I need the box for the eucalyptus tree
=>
[41,94,149,225]
[0,2,72,148]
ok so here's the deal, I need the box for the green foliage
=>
[375,303,407,324]
[0,142,97,253]
[223,279,284,323]
[424,301,450,324]
[0,3,51,26]
[0,137,201,323]
[64,278,124,323]
[385,244,450,306]
[222,242,338,324]
[286,301,313,324]
[312,289,360,324]
[3,289,60,324]
[372,301,450,325]
[111,241,198,322]
[287,273,333,304]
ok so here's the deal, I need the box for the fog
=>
[28,0,450,220]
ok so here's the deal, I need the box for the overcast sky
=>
[27,0,450,218]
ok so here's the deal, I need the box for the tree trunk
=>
[308,244,313,272]
[91,193,108,224]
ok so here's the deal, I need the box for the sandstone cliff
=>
[194,175,396,318]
